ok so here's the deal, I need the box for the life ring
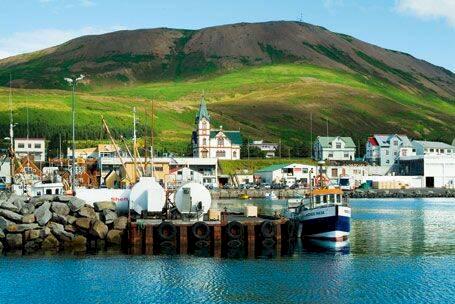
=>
[260,220,275,238]
[226,221,243,239]
[158,222,177,241]
[192,221,211,240]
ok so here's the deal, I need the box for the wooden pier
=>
[127,215,298,258]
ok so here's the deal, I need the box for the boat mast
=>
[8,74,15,189]
[151,99,155,179]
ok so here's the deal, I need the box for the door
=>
[426,176,434,188]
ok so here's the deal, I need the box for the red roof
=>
[368,137,379,146]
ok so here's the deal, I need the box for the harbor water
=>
[1,198,454,303]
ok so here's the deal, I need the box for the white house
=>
[412,141,454,156]
[255,163,316,186]
[250,140,278,158]
[313,136,356,161]
[365,134,415,166]
[399,155,455,188]
[166,167,203,188]
[325,160,369,189]
[192,97,242,160]
[14,138,46,162]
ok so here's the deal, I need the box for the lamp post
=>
[64,75,84,194]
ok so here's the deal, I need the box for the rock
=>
[41,234,59,250]
[65,235,86,249]
[68,197,85,212]
[51,202,70,216]
[0,216,14,230]
[24,229,41,241]
[67,215,77,225]
[64,225,77,233]
[34,202,52,226]
[24,240,40,253]
[40,227,51,238]
[90,220,108,239]
[75,218,92,230]
[19,203,35,215]
[0,230,5,238]
[49,222,74,240]
[22,214,36,224]
[0,209,23,222]
[29,195,54,206]
[6,223,39,233]
[6,233,23,249]
[0,241,3,252]
[94,201,116,212]
[56,195,72,202]
[113,216,128,230]
[0,196,20,212]
[106,229,123,245]
[78,206,97,219]
[102,209,118,225]
[52,213,68,225]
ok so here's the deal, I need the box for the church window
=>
[217,137,224,146]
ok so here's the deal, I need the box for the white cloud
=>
[395,0,455,26]
[0,26,126,60]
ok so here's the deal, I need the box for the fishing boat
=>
[295,162,351,247]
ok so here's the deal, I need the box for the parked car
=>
[261,183,271,189]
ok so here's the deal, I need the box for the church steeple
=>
[195,94,210,124]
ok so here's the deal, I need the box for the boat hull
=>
[298,205,351,242]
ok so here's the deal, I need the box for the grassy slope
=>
[0,64,453,154]
[219,158,316,175]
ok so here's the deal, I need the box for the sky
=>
[0,0,454,71]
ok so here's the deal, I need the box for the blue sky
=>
[0,0,454,71]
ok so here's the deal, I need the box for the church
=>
[192,96,242,160]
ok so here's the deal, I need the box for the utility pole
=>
[151,99,155,179]
[310,112,313,159]
[64,75,84,194]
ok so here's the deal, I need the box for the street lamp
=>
[64,75,85,194]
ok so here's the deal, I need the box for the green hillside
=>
[0,64,454,156]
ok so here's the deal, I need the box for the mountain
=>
[0,21,454,99]
[0,21,454,155]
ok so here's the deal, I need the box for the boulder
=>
[64,225,77,233]
[41,234,59,250]
[19,203,35,215]
[6,233,23,249]
[67,215,77,225]
[0,209,23,222]
[0,241,3,252]
[106,229,123,245]
[0,230,5,238]
[0,195,20,212]
[29,195,54,206]
[94,201,116,212]
[113,216,128,230]
[6,223,39,233]
[68,197,85,212]
[65,235,87,249]
[40,227,51,238]
[34,202,52,225]
[56,195,72,202]
[24,229,41,241]
[52,213,68,225]
[78,206,97,219]
[90,220,108,239]
[24,240,40,254]
[51,202,70,216]
[102,209,118,225]
[75,218,92,230]
[0,215,14,230]
[22,214,36,224]
[49,222,74,240]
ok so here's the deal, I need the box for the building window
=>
[331,168,338,177]
[328,153,333,158]
[402,150,407,156]
[430,149,434,152]
[344,153,349,158]
[386,150,389,155]
[336,143,341,149]
[28,144,32,148]
[18,143,25,148]
[216,150,226,158]
[202,138,207,146]
[393,140,398,146]
[217,137,224,146]
[233,151,237,158]
[35,143,41,149]
[202,121,207,129]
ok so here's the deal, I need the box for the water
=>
[1,198,454,304]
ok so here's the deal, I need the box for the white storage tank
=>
[129,177,165,214]
[175,182,212,217]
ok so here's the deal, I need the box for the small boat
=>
[287,194,304,206]
[264,191,278,200]
[239,193,250,200]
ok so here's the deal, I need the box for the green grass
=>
[0,63,453,156]
[219,158,316,175]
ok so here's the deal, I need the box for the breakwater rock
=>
[348,188,455,199]
[0,193,128,255]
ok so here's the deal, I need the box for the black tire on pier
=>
[286,220,296,237]
[226,221,243,239]
[227,239,242,249]
[262,238,276,249]
[260,220,275,238]
[191,221,211,240]
[158,222,177,241]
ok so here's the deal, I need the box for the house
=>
[325,160,369,189]
[365,134,415,166]
[166,167,204,188]
[250,140,279,158]
[192,96,242,160]
[412,141,454,156]
[399,154,455,188]
[67,147,98,160]
[255,163,315,186]
[313,136,356,161]
[14,138,46,162]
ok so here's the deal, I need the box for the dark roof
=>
[210,130,242,145]
[195,96,210,123]
[256,164,290,173]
